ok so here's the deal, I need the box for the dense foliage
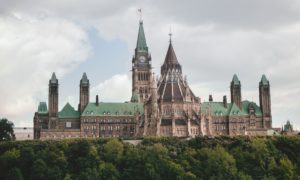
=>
[0,136,300,180]
[0,118,15,141]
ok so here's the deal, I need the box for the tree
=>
[31,159,48,180]
[0,148,20,179]
[7,167,23,180]
[99,162,119,180]
[0,118,15,141]
[103,139,124,163]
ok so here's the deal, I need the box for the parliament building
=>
[33,20,273,139]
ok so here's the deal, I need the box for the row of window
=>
[176,128,186,135]
[161,128,172,134]
[85,111,133,115]
[138,72,150,81]
[191,128,199,135]
[45,134,80,138]
[82,119,134,123]
[83,125,97,130]
[215,125,226,131]
[100,125,122,131]
[162,109,184,115]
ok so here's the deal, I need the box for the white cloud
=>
[91,74,131,102]
[0,13,90,126]
[0,0,300,129]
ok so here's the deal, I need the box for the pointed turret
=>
[50,72,58,84]
[161,41,182,75]
[259,74,271,127]
[230,74,241,108]
[79,72,89,113]
[136,21,148,53]
[132,20,152,103]
[49,72,58,117]
[157,37,198,103]
[80,72,89,84]
[260,74,269,86]
[232,74,240,85]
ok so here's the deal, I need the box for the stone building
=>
[33,20,273,139]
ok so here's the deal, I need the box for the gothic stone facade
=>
[33,20,272,140]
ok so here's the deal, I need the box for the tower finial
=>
[169,26,172,43]
[138,8,142,22]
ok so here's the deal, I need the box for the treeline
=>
[0,136,300,180]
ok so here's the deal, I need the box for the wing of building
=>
[33,20,273,140]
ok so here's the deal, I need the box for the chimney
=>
[96,95,99,106]
[223,95,227,108]
[209,94,213,102]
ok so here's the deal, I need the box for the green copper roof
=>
[130,91,139,103]
[38,102,48,114]
[136,21,148,52]
[260,74,269,85]
[241,100,262,116]
[228,103,246,116]
[82,102,144,117]
[50,72,58,84]
[201,100,262,116]
[232,74,240,85]
[58,103,80,118]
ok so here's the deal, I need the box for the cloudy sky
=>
[0,0,299,130]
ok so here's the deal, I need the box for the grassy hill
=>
[0,136,300,179]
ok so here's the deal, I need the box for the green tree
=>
[31,159,48,180]
[7,167,23,180]
[278,157,296,179]
[19,146,34,179]
[103,139,124,163]
[99,162,119,180]
[197,145,238,179]
[0,148,20,179]
[0,118,15,141]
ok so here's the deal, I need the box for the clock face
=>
[139,56,146,63]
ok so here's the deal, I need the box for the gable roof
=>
[58,103,80,118]
[82,102,144,117]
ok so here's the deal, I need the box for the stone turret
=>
[79,72,89,113]
[230,74,242,109]
[132,20,152,103]
[49,72,58,117]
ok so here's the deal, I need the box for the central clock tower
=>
[131,20,152,103]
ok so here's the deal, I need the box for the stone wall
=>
[40,129,81,140]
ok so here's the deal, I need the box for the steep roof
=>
[157,41,198,103]
[164,42,179,65]
[232,74,240,85]
[260,74,269,85]
[82,102,144,117]
[201,100,262,116]
[58,103,80,118]
[37,102,48,114]
[80,72,89,84]
[50,72,58,84]
[136,21,148,52]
